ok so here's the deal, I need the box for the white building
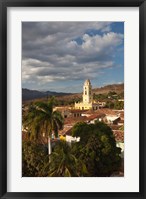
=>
[105,115,120,124]
[66,135,80,144]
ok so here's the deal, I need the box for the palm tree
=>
[23,98,64,154]
[48,141,88,177]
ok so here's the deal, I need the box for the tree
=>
[105,101,114,109]
[48,141,88,177]
[71,122,121,176]
[71,122,91,144]
[22,141,49,177]
[108,91,117,96]
[114,100,124,110]
[23,98,64,154]
[93,93,107,101]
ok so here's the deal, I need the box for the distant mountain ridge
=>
[22,83,124,101]
[22,88,72,101]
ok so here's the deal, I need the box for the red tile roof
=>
[109,125,121,130]
[64,116,87,125]
[70,109,87,113]
[59,126,73,136]
[86,113,105,120]
[112,130,124,142]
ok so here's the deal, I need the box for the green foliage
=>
[23,119,122,177]
[105,100,124,110]
[52,97,82,106]
[108,91,117,96]
[23,99,64,141]
[22,141,49,177]
[71,122,121,176]
[114,100,124,110]
[71,122,91,143]
[48,141,88,177]
[119,91,124,98]
[93,93,108,100]
[105,101,115,109]
[93,91,124,102]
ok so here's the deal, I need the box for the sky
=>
[22,22,124,93]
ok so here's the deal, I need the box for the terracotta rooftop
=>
[112,130,124,142]
[64,116,87,125]
[86,113,105,120]
[59,126,73,136]
[109,125,121,130]
[85,108,118,116]
[70,109,87,113]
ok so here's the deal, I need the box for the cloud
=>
[22,22,124,91]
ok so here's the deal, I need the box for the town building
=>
[75,79,99,110]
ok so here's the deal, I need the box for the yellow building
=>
[75,79,99,110]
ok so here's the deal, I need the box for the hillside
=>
[22,88,72,101]
[93,83,124,94]
[55,83,124,104]
[22,83,124,102]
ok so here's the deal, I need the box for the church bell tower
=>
[83,79,93,104]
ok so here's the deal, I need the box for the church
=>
[74,79,99,110]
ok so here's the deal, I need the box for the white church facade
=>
[74,79,99,110]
